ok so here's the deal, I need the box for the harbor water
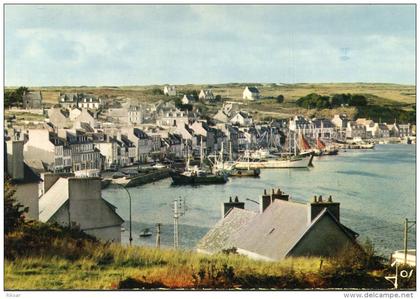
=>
[103,144,416,256]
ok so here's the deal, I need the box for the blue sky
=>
[5,4,416,86]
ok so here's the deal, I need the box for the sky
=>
[4,4,416,86]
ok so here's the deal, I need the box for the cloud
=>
[4,4,415,86]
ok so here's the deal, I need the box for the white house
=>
[38,177,124,242]
[346,121,367,139]
[73,108,96,128]
[199,89,215,101]
[69,108,82,121]
[128,106,143,125]
[24,129,72,173]
[331,114,349,129]
[243,86,260,100]
[230,111,253,127]
[156,108,189,127]
[163,85,177,96]
[77,94,102,110]
[181,94,196,105]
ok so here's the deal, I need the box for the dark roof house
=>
[197,189,360,261]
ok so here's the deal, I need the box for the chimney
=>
[260,189,271,213]
[68,177,102,228]
[271,188,289,201]
[308,195,340,223]
[6,140,24,180]
[221,196,245,218]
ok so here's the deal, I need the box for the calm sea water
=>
[103,144,416,256]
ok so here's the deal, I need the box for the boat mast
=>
[186,143,190,170]
[200,135,204,167]
[221,141,224,169]
[229,141,233,161]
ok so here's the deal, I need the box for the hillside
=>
[6,83,414,124]
[4,220,416,290]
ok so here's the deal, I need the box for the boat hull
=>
[170,172,228,185]
[230,168,261,177]
[234,155,313,169]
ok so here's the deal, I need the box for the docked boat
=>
[230,168,261,177]
[234,154,313,169]
[210,143,261,177]
[139,228,152,237]
[314,138,339,156]
[170,166,228,185]
[171,141,228,185]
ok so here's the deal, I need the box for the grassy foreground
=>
[4,221,415,290]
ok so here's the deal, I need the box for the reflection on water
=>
[104,144,416,256]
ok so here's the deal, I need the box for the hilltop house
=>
[243,86,260,100]
[38,177,124,242]
[59,93,102,110]
[181,94,196,105]
[197,189,360,261]
[199,89,215,101]
[163,85,177,96]
[22,91,43,109]
[59,93,79,109]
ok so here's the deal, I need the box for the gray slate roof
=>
[196,208,256,254]
[233,200,308,260]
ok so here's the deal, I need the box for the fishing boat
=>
[314,138,338,156]
[171,166,228,184]
[139,228,152,237]
[171,137,228,185]
[234,154,313,169]
[210,143,261,177]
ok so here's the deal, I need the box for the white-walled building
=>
[230,111,253,127]
[24,129,72,173]
[243,86,260,100]
[199,89,215,101]
[163,85,177,96]
[38,177,124,242]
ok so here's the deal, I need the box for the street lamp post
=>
[116,183,133,245]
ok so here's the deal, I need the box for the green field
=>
[4,220,415,290]
[5,83,416,123]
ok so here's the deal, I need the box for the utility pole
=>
[403,218,416,264]
[115,183,133,245]
[173,197,186,249]
[156,223,161,248]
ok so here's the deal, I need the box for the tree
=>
[215,95,222,102]
[276,95,284,104]
[4,86,29,108]
[4,180,28,233]
[331,93,351,107]
[349,94,368,106]
[296,93,330,109]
